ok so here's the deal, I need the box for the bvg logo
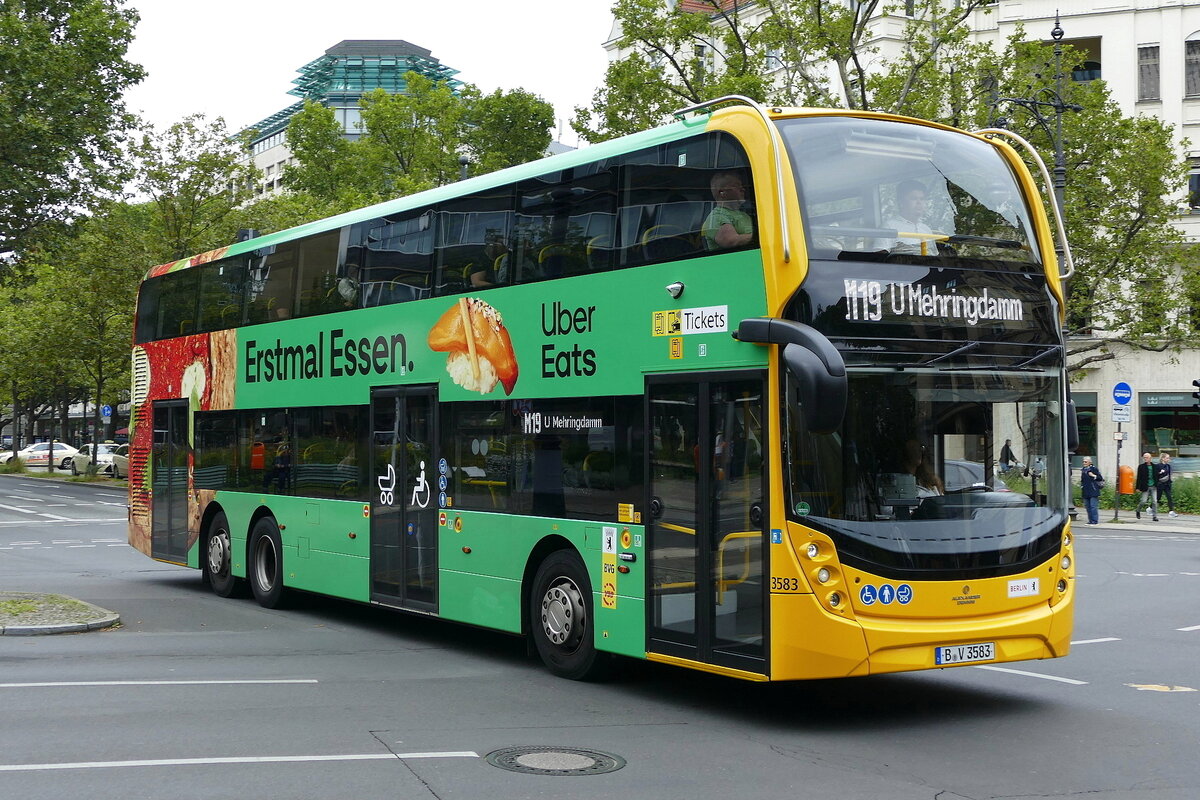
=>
[523,411,543,434]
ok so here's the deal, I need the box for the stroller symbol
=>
[377,464,396,506]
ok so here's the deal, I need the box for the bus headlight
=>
[806,543,819,559]
[1057,579,1068,593]
[1061,555,1071,571]
[817,568,830,583]
[828,592,841,607]
[1063,532,1072,547]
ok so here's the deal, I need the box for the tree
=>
[573,0,994,142]
[284,72,554,205]
[575,2,1200,373]
[128,115,261,260]
[0,0,145,262]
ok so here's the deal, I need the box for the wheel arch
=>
[245,505,279,563]
[521,534,581,637]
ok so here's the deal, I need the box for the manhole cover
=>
[485,746,625,776]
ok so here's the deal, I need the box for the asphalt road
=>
[1,475,1198,800]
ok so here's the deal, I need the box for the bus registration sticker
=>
[934,642,995,665]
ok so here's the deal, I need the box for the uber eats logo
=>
[541,301,597,378]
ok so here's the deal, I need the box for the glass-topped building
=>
[246,40,461,195]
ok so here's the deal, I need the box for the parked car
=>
[109,444,130,479]
[70,442,122,476]
[1,441,79,469]
[944,458,1011,493]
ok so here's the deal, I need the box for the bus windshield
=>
[777,116,1044,270]
[785,368,1067,578]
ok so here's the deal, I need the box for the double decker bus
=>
[129,98,1076,681]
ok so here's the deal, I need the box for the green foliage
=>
[0,0,145,260]
[285,71,555,205]
[0,457,27,474]
[129,115,260,261]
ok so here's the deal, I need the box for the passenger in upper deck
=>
[702,172,755,250]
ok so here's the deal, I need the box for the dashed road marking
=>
[0,751,480,773]
[974,666,1088,685]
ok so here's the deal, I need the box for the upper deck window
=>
[778,117,1043,271]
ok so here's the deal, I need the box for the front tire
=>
[70,461,79,476]
[205,511,245,598]
[530,549,609,680]
[248,517,286,608]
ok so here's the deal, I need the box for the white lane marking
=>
[1177,624,1200,632]
[1071,637,1121,645]
[50,494,75,499]
[0,679,320,688]
[52,540,83,544]
[67,545,96,548]
[0,503,38,514]
[974,666,1088,685]
[0,751,480,773]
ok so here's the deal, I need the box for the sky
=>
[121,0,617,149]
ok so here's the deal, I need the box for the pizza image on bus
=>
[428,297,518,395]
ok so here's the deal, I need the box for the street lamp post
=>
[991,11,1083,224]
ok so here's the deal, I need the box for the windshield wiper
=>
[940,345,1061,372]
[894,340,980,369]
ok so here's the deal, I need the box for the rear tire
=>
[248,517,286,609]
[205,511,245,598]
[530,549,609,680]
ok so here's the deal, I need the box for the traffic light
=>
[1193,379,1200,410]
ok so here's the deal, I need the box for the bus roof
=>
[144,114,713,280]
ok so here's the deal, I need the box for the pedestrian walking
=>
[1080,457,1104,525]
[1135,452,1159,521]
[999,439,1016,474]
[1155,452,1177,517]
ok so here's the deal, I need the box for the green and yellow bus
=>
[129,98,1076,681]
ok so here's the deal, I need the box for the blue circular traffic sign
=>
[1113,382,1133,406]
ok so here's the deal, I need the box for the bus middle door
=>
[370,385,438,612]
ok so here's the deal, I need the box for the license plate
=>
[934,641,995,665]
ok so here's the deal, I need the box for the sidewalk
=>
[1078,509,1200,533]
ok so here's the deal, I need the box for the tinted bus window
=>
[436,188,514,294]
[295,229,345,318]
[357,209,435,306]
[196,258,247,333]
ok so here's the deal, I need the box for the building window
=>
[1186,37,1200,96]
[1139,393,1200,460]
[1139,45,1160,100]
[1188,161,1200,210]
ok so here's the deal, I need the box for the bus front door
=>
[369,386,438,612]
[150,400,189,564]
[648,374,767,673]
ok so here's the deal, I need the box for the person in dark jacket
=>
[1155,452,1177,517]
[1135,452,1158,521]
[1080,457,1104,525]
[999,439,1016,474]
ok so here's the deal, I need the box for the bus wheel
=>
[204,511,244,598]
[530,550,609,680]
[249,517,286,609]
